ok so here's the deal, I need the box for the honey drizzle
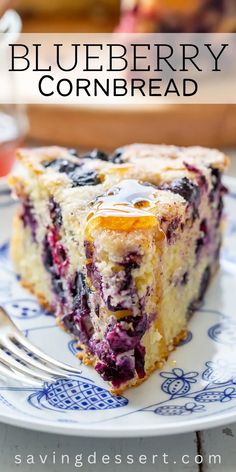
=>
[86,180,165,234]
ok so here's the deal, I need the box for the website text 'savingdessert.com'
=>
[13,451,222,468]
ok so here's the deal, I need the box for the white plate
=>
[0,177,236,437]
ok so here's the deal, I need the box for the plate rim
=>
[0,407,236,437]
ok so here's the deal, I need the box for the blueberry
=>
[43,159,82,173]
[43,160,55,169]
[106,315,148,352]
[110,148,124,164]
[62,313,81,337]
[75,314,94,344]
[104,253,142,311]
[59,161,82,174]
[106,324,131,351]
[68,148,79,157]
[55,244,67,266]
[199,266,211,301]
[166,217,180,243]
[210,167,221,192]
[42,236,54,273]
[198,174,208,191]
[95,361,117,383]
[68,271,94,343]
[72,272,90,313]
[84,240,93,259]
[163,177,200,205]
[122,251,141,268]
[195,219,209,257]
[42,236,65,299]
[86,263,102,291]
[43,159,101,187]
[187,300,197,318]
[181,271,189,285]
[184,162,201,174]
[51,275,64,297]
[107,297,126,312]
[70,169,101,187]
[209,168,226,220]
[83,149,109,161]
[48,197,62,227]
[184,163,208,193]
[105,267,133,311]
[217,197,223,222]
[161,178,201,225]
[21,199,38,241]
[95,356,135,387]
[187,266,211,317]
[134,344,145,378]
[195,239,203,257]
[121,267,133,292]
[92,316,147,385]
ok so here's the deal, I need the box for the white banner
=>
[0,33,235,104]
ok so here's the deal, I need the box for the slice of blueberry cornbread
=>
[9,144,229,394]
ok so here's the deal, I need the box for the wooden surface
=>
[0,422,235,471]
[28,104,236,151]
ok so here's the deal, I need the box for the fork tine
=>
[2,336,71,378]
[0,346,56,382]
[0,358,43,387]
[0,305,81,375]
[13,332,81,374]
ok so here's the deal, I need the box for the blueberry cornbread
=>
[9,144,229,393]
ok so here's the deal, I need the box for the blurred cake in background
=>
[17,0,119,17]
[117,0,236,32]
[16,0,120,32]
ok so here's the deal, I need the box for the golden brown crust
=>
[20,279,52,312]
[77,350,95,366]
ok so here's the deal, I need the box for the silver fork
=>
[0,306,81,386]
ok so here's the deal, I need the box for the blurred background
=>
[0,0,236,177]
[14,0,236,33]
[17,0,120,32]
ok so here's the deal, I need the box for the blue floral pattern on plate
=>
[208,322,236,345]
[27,377,128,411]
[140,360,236,417]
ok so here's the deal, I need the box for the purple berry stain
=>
[21,199,38,241]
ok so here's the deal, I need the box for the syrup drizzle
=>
[86,180,164,233]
